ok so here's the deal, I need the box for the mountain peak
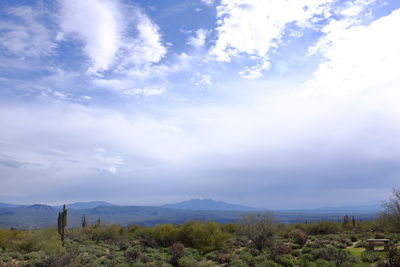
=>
[26,204,54,211]
[162,198,257,211]
[67,201,117,210]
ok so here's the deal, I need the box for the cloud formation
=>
[0,6,56,57]
[209,0,335,77]
[59,0,166,75]
[305,8,400,96]
[0,0,399,207]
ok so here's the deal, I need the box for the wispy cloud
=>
[0,6,56,57]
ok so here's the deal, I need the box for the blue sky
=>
[0,0,400,208]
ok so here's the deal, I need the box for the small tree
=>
[169,242,185,266]
[238,212,278,251]
[379,188,400,232]
[57,204,67,245]
[387,242,400,267]
[291,229,308,247]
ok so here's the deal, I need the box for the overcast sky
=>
[0,0,399,208]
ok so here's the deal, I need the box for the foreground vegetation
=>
[1,189,400,266]
[0,216,399,267]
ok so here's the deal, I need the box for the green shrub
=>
[178,221,231,253]
[237,213,279,251]
[306,221,340,235]
[255,259,282,267]
[299,259,318,267]
[290,229,308,247]
[311,246,350,265]
[275,254,296,267]
[153,224,179,247]
[309,239,329,248]
[169,242,185,265]
[124,246,144,264]
[271,243,292,259]
[313,259,336,267]
[0,228,63,254]
[360,251,381,263]
[91,224,122,242]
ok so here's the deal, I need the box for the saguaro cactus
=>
[57,204,67,244]
[81,214,87,228]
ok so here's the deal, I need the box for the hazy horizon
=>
[0,198,383,211]
[1,0,400,209]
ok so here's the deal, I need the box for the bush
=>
[313,259,336,267]
[178,221,231,253]
[152,224,179,247]
[91,224,122,242]
[360,251,381,263]
[311,246,350,265]
[306,221,340,235]
[238,213,279,251]
[255,259,282,267]
[271,243,292,259]
[290,229,308,247]
[309,239,329,249]
[275,254,296,267]
[124,246,143,264]
[169,242,185,265]
[0,228,63,254]
[378,188,400,232]
[387,244,400,267]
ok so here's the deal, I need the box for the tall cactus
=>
[81,214,87,228]
[57,204,67,244]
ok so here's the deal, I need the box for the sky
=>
[0,0,400,209]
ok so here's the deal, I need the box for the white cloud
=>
[201,0,215,7]
[123,87,166,96]
[59,0,121,73]
[238,61,270,79]
[117,11,166,70]
[0,6,56,57]
[93,148,124,174]
[188,29,208,48]
[339,0,376,17]
[210,0,334,61]
[191,72,212,87]
[304,8,400,96]
[92,76,167,96]
[209,0,335,76]
[59,0,166,75]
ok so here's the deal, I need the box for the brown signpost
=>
[366,239,390,251]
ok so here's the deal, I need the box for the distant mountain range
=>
[55,201,118,210]
[0,203,23,208]
[0,199,382,213]
[161,198,258,211]
[0,199,380,229]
